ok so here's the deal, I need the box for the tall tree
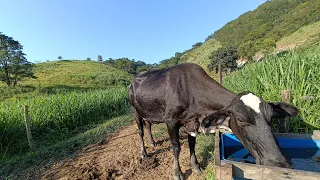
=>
[0,32,36,86]
[58,56,62,60]
[208,46,238,74]
[97,55,103,62]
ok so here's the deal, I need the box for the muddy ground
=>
[25,124,212,180]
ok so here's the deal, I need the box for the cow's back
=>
[129,63,234,122]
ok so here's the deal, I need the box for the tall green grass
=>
[1,114,134,178]
[223,45,320,133]
[0,87,130,161]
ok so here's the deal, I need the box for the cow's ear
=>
[201,110,231,128]
[268,102,298,118]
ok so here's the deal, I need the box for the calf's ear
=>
[268,102,298,118]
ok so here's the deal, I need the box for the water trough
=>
[214,129,320,180]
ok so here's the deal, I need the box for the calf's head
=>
[200,92,298,168]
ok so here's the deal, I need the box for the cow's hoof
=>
[191,162,202,174]
[150,142,156,147]
[192,165,203,175]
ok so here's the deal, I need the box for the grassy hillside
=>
[213,0,320,49]
[0,60,132,100]
[21,60,132,88]
[277,21,320,50]
[176,0,320,69]
[179,38,221,72]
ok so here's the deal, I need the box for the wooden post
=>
[281,90,291,103]
[279,90,291,133]
[24,105,34,150]
[219,63,222,84]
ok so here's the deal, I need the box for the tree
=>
[86,57,91,61]
[192,42,203,49]
[0,32,36,86]
[237,41,256,60]
[208,46,238,74]
[261,38,276,53]
[58,56,62,60]
[175,52,183,58]
[158,56,179,68]
[104,58,153,74]
[97,55,103,62]
[205,34,213,42]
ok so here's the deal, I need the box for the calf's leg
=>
[135,110,147,159]
[188,135,202,174]
[167,122,183,180]
[145,120,155,147]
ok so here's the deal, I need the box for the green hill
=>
[21,60,132,88]
[177,0,320,68]
[0,60,132,100]
[179,38,221,72]
[213,0,320,49]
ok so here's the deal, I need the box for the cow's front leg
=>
[167,122,183,180]
[188,135,202,174]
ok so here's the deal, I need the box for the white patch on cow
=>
[240,93,261,113]
[206,126,232,134]
[190,132,198,137]
[218,125,232,132]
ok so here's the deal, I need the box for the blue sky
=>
[1,0,265,64]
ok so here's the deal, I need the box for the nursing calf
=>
[128,63,298,180]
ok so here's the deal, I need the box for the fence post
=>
[218,63,222,84]
[279,90,291,133]
[24,105,34,150]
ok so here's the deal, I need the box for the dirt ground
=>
[32,124,208,180]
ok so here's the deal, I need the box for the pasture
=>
[0,87,130,162]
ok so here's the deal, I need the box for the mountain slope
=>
[213,0,320,47]
[179,38,221,71]
[177,0,320,68]
[277,21,320,50]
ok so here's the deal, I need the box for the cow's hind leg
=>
[188,135,202,174]
[145,121,155,147]
[167,122,183,180]
[135,110,148,159]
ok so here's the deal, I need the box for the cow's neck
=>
[195,83,236,115]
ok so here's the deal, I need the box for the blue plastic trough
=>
[214,129,320,180]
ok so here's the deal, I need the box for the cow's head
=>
[200,92,298,168]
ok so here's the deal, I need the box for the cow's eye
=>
[204,119,210,124]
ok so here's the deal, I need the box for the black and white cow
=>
[128,63,298,180]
